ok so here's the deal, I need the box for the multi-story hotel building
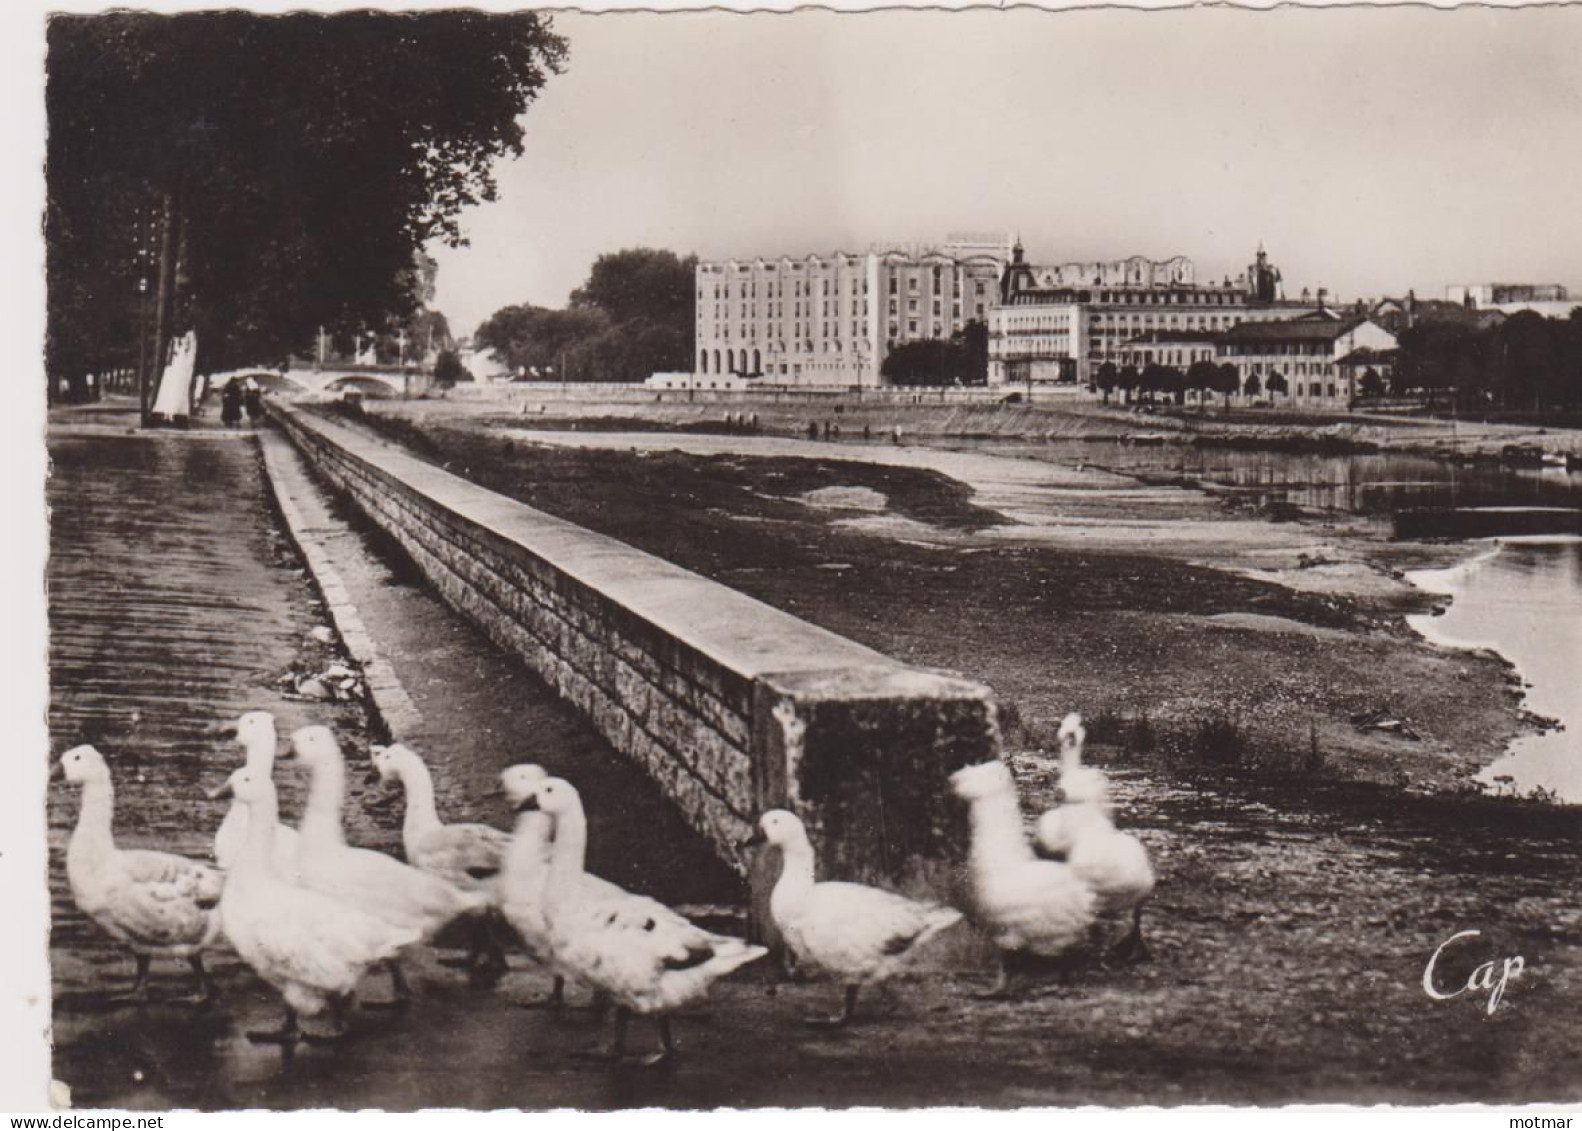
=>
[693,238,1007,389]
[988,244,1318,387]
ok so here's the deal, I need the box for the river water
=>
[944,439,1582,803]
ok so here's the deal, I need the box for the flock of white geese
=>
[56,709,1155,1067]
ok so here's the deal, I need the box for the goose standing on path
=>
[212,711,299,877]
[950,759,1097,996]
[496,764,645,1010]
[209,766,421,1048]
[372,743,514,985]
[57,745,224,1004]
[1036,799,1155,962]
[750,809,963,1027]
[1055,713,1113,814]
[285,726,488,1005]
[522,776,768,1067]
[496,763,571,1006]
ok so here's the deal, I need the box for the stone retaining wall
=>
[272,402,1000,916]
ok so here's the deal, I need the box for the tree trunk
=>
[147,188,183,426]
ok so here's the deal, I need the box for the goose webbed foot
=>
[362,959,412,1011]
[803,984,860,1028]
[517,974,568,1011]
[571,1009,675,1069]
[1108,908,1152,964]
[973,953,1032,1000]
[246,1007,302,1048]
[180,956,218,1006]
[110,955,153,1005]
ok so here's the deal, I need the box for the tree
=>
[957,320,990,386]
[1094,361,1119,405]
[1211,363,1241,410]
[565,248,697,381]
[1186,359,1219,409]
[433,349,473,386]
[46,12,568,396]
[1243,372,1262,398]
[571,249,696,328]
[882,340,960,386]
[1359,368,1386,398]
[475,304,608,376]
[1266,372,1288,397]
[1117,364,1141,406]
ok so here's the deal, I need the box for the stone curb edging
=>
[254,426,425,743]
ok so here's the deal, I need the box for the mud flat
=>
[339,401,1534,796]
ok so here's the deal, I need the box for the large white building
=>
[693,238,1007,389]
[988,244,1319,387]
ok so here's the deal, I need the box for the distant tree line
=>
[474,249,695,383]
[1394,310,1582,411]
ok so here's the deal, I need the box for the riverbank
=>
[434,382,1582,462]
[331,398,1543,798]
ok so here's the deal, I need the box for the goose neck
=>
[299,753,347,848]
[396,760,443,844]
[545,803,588,906]
[504,808,551,881]
[770,835,817,916]
[237,790,282,880]
[68,778,115,863]
[967,788,1030,864]
[242,735,277,774]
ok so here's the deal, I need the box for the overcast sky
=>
[428,7,1582,337]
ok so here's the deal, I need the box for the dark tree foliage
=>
[880,323,988,387]
[1185,359,1218,407]
[475,304,609,376]
[1212,362,1240,409]
[1117,364,1141,404]
[46,11,567,379]
[1265,372,1288,396]
[565,249,698,381]
[1243,372,1262,397]
[1094,361,1119,404]
[1358,368,1386,398]
[433,349,472,386]
[571,249,697,328]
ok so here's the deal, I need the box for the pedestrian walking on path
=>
[221,378,244,428]
[244,380,265,426]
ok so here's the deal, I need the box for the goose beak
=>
[48,760,63,782]
[738,828,767,850]
[514,794,541,813]
[364,766,384,788]
[205,720,238,740]
[483,784,505,798]
[206,781,234,801]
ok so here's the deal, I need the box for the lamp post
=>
[136,276,150,419]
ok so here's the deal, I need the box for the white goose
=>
[372,743,512,983]
[58,745,224,1003]
[213,711,299,877]
[752,809,962,1027]
[495,764,678,1009]
[950,759,1097,995]
[210,766,421,1047]
[523,776,767,1066]
[286,725,488,1004]
[1055,713,1113,814]
[1036,800,1155,962]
